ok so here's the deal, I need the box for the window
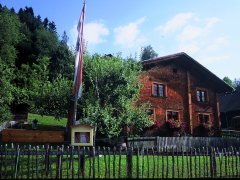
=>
[146,108,155,120]
[198,114,210,124]
[167,111,179,121]
[197,90,207,102]
[153,83,166,97]
[74,132,90,143]
[147,109,154,116]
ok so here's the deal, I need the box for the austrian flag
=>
[73,1,86,100]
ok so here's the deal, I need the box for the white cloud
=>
[200,55,230,64]
[84,22,109,45]
[207,36,228,51]
[178,43,200,54]
[69,21,109,48]
[155,12,193,34]
[114,17,147,48]
[178,17,220,42]
[206,17,221,29]
[173,15,223,58]
[178,25,203,41]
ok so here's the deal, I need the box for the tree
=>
[0,8,21,65]
[223,76,233,87]
[76,53,150,139]
[140,45,158,61]
[233,78,240,89]
[0,5,75,123]
[0,61,15,123]
[49,32,74,81]
[34,28,58,57]
[223,77,240,90]
[18,7,35,31]
[13,56,72,120]
[43,18,49,29]
[48,21,57,33]
[33,76,72,119]
[0,8,21,123]
[61,31,69,44]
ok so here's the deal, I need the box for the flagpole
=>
[73,97,78,125]
[66,0,86,142]
[73,0,86,125]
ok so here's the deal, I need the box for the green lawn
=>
[1,153,239,179]
[28,113,67,127]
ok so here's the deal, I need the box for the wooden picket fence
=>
[221,130,240,138]
[0,143,240,179]
[127,136,240,149]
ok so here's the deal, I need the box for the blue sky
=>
[1,0,239,80]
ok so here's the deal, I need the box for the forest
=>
[0,5,74,121]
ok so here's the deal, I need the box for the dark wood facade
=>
[219,88,240,130]
[139,52,233,136]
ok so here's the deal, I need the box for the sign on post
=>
[71,124,95,146]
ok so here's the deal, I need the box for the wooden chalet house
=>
[138,52,233,136]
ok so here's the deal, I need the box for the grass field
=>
[1,152,238,179]
[28,113,67,127]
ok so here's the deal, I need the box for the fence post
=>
[92,147,96,179]
[56,146,60,179]
[172,146,175,178]
[210,147,217,177]
[45,144,50,177]
[36,146,39,178]
[0,145,2,179]
[142,147,145,178]
[107,147,111,178]
[119,146,122,178]
[152,147,156,178]
[70,146,74,179]
[136,147,139,178]
[127,147,133,178]
[56,146,63,179]
[27,145,31,179]
[82,147,85,178]
[14,145,20,179]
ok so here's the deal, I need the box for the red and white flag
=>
[73,1,86,100]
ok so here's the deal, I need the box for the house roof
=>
[142,52,233,93]
[219,90,240,112]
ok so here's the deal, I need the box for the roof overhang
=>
[142,52,234,93]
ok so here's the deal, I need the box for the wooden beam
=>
[187,71,193,134]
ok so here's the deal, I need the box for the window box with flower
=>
[166,118,181,129]
[197,114,214,136]
[166,118,186,136]
[201,120,214,136]
[202,121,213,130]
